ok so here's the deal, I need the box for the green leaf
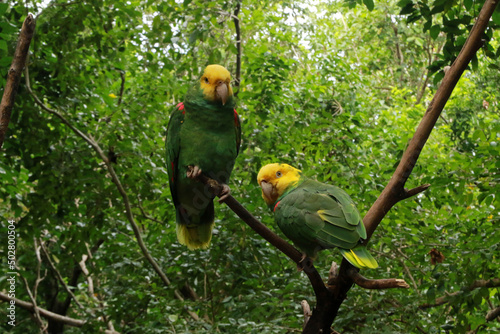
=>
[0,3,8,16]
[363,0,374,11]
[492,8,500,25]
[430,25,441,40]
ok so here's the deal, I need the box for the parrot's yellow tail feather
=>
[340,246,378,269]
[176,222,214,250]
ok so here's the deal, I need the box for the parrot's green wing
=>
[165,102,185,208]
[275,179,377,269]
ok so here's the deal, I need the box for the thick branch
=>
[346,268,409,289]
[0,14,36,148]
[233,0,242,95]
[363,0,499,242]
[0,291,84,327]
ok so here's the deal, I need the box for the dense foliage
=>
[1,0,499,333]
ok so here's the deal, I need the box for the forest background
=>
[0,0,499,333]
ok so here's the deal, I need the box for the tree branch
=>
[0,291,84,327]
[419,278,500,309]
[24,66,173,289]
[25,64,201,322]
[39,239,85,309]
[363,0,499,241]
[233,0,242,95]
[486,305,500,322]
[346,267,409,289]
[0,14,36,148]
[116,69,125,106]
[306,1,499,331]
[0,292,120,333]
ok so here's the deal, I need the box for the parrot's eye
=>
[204,77,209,84]
[276,171,282,178]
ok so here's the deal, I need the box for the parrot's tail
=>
[340,245,378,269]
[175,202,215,250]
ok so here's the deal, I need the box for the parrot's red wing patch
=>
[273,200,281,212]
[234,109,238,127]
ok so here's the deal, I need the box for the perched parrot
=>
[257,163,378,269]
[166,64,241,250]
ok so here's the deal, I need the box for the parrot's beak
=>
[260,180,276,204]
[215,81,229,105]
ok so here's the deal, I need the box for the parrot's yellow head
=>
[200,64,233,105]
[257,163,302,205]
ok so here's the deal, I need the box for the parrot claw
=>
[187,165,202,179]
[218,184,231,203]
[297,254,314,272]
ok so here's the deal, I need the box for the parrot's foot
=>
[187,165,202,179]
[297,254,314,272]
[218,184,231,203]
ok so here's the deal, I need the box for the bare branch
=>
[363,0,499,241]
[20,275,47,332]
[232,0,242,95]
[346,268,409,289]
[396,248,420,294]
[486,305,500,322]
[0,14,36,148]
[404,184,431,199]
[0,292,120,333]
[0,291,84,327]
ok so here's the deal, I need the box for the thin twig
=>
[233,0,242,95]
[20,275,46,332]
[396,248,420,295]
[137,196,163,224]
[116,69,125,106]
[39,239,84,309]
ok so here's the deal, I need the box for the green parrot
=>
[257,163,378,269]
[166,65,241,250]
